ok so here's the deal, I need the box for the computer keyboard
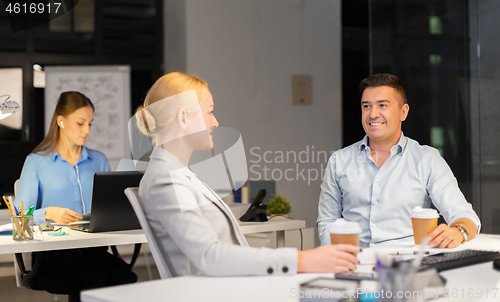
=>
[398,249,500,272]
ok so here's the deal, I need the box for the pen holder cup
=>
[12,215,34,241]
[377,263,422,302]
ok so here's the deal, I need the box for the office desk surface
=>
[81,267,500,302]
[356,233,500,264]
[0,228,147,255]
[83,273,326,302]
[0,217,305,254]
[239,217,305,234]
[81,234,500,302]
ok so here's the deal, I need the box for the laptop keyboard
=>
[398,249,500,272]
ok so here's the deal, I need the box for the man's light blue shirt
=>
[15,146,110,225]
[317,133,481,247]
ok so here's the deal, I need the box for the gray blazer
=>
[138,147,297,277]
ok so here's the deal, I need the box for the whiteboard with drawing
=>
[44,66,131,166]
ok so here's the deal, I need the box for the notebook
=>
[69,171,143,233]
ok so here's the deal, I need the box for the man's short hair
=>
[359,73,407,105]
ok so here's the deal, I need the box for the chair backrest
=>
[124,187,175,279]
[13,179,29,288]
[14,179,19,195]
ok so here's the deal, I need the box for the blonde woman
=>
[137,72,360,277]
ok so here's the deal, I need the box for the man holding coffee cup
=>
[317,73,480,249]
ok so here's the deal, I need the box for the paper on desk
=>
[0,223,12,232]
[48,232,69,236]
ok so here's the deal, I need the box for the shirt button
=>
[267,267,274,274]
[370,223,375,227]
[282,266,289,273]
[376,178,379,182]
[372,200,377,205]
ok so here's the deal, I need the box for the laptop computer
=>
[69,171,143,232]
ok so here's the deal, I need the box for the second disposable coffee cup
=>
[411,207,439,245]
[329,219,362,246]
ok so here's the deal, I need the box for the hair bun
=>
[136,106,157,136]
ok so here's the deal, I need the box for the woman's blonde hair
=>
[32,91,94,155]
[136,72,208,144]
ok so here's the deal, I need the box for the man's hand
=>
[45,206,83,224]
[428,224,463,248]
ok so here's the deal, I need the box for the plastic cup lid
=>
[410,207,439,219]
[329,218,362,234]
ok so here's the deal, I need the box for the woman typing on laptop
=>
[137,72,359,277]
[15,91,136,298]
[16,91,108,226]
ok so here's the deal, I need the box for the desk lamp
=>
[0,95,20,120]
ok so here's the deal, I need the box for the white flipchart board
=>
[44,66,131,170]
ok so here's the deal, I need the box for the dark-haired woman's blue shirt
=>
[15,146,110,225]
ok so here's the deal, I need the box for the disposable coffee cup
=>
[12,215,34,241]
[329,219,361,246]
[411,207,439,245]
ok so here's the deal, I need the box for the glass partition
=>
[469,0,500,233]
[345,0,500,233]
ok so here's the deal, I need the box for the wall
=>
[165,0,342,245]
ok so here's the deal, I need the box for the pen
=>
[7,196,14,208]
[3,196,26,237]
[2,196,14,216]
[21,200,25,228]
[26,206,35,216]
[6,196,19,215]
[389,251,430,256]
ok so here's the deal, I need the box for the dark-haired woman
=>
[15,91,136,299]
[16,91,108,225]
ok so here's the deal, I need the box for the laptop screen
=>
[88,171,143,232]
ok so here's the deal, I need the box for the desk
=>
[0,228,147,255]
[0,217,306,255]
[240,217,305,247]
[81,234,500,302]
[356,233,500,265]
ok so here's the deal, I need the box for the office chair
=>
[13,179,31,288]
[13,179,82,301]
[125,187,176,278]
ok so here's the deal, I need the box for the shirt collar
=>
[51,146,92,163]
[359,136,369,153]
[359,132,408,155]
[80,146,92,162]
[394,133,408,155]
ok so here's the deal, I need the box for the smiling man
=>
[317,73,480,248]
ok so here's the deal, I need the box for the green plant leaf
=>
[266,195,291,215]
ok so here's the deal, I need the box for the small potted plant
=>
[266,195,291,217]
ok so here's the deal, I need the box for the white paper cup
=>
[410,207,439,245]
[329,219,362,246]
